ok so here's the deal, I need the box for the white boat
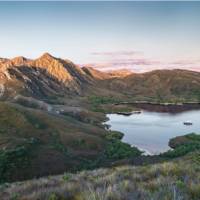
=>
[183,121,193,125]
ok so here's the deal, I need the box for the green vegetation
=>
[62,172,71,181]
[105,131,141,159]
[88,95,133,113]
[88,95,120,112]
[66,131,142,172]
[48,193,59,200]
[161,133,200,158]
[10,193,20,200]
[0,138,39,183]
[88,95,121,105]
[105,139,141,159]
[162,143,200,158]
[104,131,124,141]
[50,132,68,156]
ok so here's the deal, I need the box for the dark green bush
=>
[62,172,71,181]
[162,143,200,158]
[105,140,141,160]
[0,138,39,183]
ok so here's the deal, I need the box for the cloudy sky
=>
[0,2,200,72]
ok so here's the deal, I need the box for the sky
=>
[0,2,200,72]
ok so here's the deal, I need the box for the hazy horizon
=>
[0,1,200,72]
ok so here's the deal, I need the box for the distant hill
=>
[107,68,133,77]
[82,67,133,79]
[105,69,200,102]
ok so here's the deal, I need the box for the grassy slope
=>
[1,151,200,200]
[0,102,107,182]
[0,102,141,183]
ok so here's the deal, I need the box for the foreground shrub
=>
[0,138,39,183]
[162,133,200,158]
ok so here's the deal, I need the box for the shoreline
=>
[103,104,200,157]
[115,101,200,106]
[116,102,200,114]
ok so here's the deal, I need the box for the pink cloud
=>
[168,60,200,66]
[91,50,142,56]
[108,58,160,66]
[84,50,200,73]
[82,57,160,73]
[82,59,200,73]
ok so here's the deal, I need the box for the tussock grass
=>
[1,152,200,200]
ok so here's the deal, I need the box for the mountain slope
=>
[0,53,93,99]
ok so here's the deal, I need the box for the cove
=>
[105,107,200,154]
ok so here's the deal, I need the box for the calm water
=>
[106,109,200,154]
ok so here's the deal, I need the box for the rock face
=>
[0,53,92,99]
[11,56,30,66]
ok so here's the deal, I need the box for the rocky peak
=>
[38,52,55,61]
[31,53,74,83]
[0,57,8,62]
[0,58,9,66]
[0,53,93,98]
[11,56,29,66]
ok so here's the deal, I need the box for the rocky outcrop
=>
[0,53,93,99]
